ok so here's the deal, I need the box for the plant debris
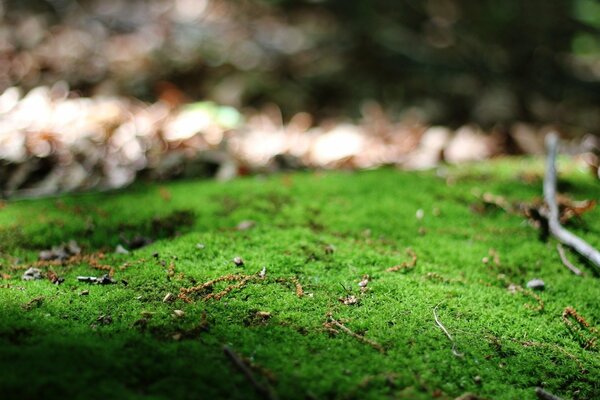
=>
[535,387,563,400]
[324,313,385,353]
[22,267,42,281]
[115,244,130,254]
[500,275,545,312]
[96,314,113,325]
[21,296,44,311]
[556,244,583,276]
[526,279,545,291]
[39,240,81,261]
[339,294,359,305]
[415,209,424,220]
[386,248,417,272]
[244,310,272,326]
[163,293,174,303]
[542,133,600,271]
[424,272,457,284]
[85,254,116,277]
[358,274,370,293]
[77,274,116,285]
[178,271,265,303]
[167,261,176,279]
[324,244,336,255]
[46,270,64,285]
[236,220,256,231]
[233,256,244,267]
[172,310,185,318]
[433,303,463,358]
[562,306,599,350]
[123,235,153,250]
[223,346,277,400]
[275,277,304,298]
[291,277,304,298]
[482,248,501,266]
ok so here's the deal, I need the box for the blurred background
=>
[1,0,599,197]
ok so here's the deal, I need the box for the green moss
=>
[0,158,599,399]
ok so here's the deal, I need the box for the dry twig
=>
[324,314,385,353]
[544,133,600,271]
[223,346,277,400]
[556,244,583,276]
[433,303,463,357]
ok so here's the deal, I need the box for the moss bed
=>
[0,158,599,400]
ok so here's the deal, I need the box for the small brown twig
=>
[274,277,304,298]
[204,275,255,301]
[544,133,600,271]
[556,244,583,276]
[562,306,599,350]
[223,346,277,400]
[324,314,385,353]
[433,303,463,357]
[387,248,417,272]
[178,273,254,303]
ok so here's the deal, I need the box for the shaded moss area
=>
[0,159,599,400]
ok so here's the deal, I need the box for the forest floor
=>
[0,158,599,400]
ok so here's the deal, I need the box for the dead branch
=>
[556,244,583,276]
[433,303,463,357]
[544,133,600,271]
[223,346,277,400]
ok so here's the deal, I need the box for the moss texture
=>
[0,158,599,400]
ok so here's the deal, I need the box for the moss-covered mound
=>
[0,159,599,400]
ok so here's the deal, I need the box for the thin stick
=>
[223,346,277,400]
[326,315,385,353]
[544,133,600,271]
[535,387,562,400]
[433,303,463,357]
[556,244,583,276]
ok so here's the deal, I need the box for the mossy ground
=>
[0,158,599,400]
